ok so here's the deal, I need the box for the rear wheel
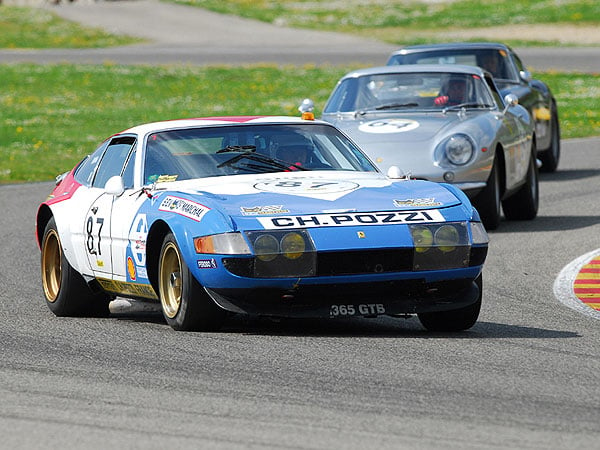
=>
[539,109,560,173]
[473,157,501,230]
[417,275,482,332]
[41,217,110,317]
[158,233,225,331]
[502,145,539,220]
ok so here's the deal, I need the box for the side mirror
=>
[519,70,532,82]
[387,165,407,179]
[502,94,519,114]
[104,175,125,197]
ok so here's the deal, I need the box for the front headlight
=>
[436,133,475,167]
[469,222,489,245]
[194,232,251,255]
[246,230,316,277]
[410,222,470,270]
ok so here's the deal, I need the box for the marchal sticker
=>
[254,179,358,195]
[358,119,419,134]
[159,196,210,222]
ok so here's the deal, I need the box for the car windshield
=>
[387,49,519,82]
[324,72,496,114]
[143,123,377,184]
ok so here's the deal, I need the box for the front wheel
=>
[473,157,501,230]
[41,217,110,317]
[502,145,539,221]
[539,109,560,173]
[158,233,225,331]
[417,276,482,331]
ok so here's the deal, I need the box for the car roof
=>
[390,42,511,56]
[339,64,488,80]
[121,116,327,136]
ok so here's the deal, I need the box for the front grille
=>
[316,249,413,276]
[223,246,485,279]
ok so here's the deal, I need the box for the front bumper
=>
[204,276,481,319]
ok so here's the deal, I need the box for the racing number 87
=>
[86,216,104,255]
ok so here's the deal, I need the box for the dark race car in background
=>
[387,42,561,172]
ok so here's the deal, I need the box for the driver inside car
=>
[434,77,467,106]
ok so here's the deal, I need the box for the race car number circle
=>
[358,118,419,134]
[254,179,358,194]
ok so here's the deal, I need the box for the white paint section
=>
[553,248,600,320]
[358,119,420,134]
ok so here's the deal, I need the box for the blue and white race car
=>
[37,116,489,332]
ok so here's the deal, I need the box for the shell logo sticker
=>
[358,119,419,134]
[127,257,137,281]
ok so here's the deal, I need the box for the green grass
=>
[0,6,142,48]
[1,63,597,184]
[172,0,600,46]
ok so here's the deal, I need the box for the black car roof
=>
[390,42,512,56]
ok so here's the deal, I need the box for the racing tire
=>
[41,217,110,317]
[473,156,501,230]
[539,109,560,173]
[158,233,225,331]
[502,146,539,221]
[417,275,482,332]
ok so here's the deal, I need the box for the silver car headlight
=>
[436,134,475,167]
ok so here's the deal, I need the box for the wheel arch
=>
[493,143,506,198]
[146,219,172,294]
[36,204,54,249]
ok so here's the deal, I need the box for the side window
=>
[92,136,136,188]
[121,148,136,189]
[74,141,109,187]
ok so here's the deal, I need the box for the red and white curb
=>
[554,249,600,320]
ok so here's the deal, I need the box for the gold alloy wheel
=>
[159,242,183,319]
[42,229,62,302]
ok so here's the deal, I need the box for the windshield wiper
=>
[442,102,492,112]
[216,145,257,153]
[217,151,309,173]
[374,102,419,110]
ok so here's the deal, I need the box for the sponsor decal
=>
[96,278,158,300]
[257,210,444,229]
[127,257,136,281]
[358,118,419,134]
[394,198,442,208]
[197,259,218,269]
[130,214,148,267]
[254,179,358,195]
[159,196,210,222]
[240,205,290,216]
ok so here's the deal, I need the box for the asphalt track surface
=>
[2,2,600,449]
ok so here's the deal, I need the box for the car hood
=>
[322,112,473,175]
[152,171,465,229]
[324,112,463,145]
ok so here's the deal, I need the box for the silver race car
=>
[308,64,538,230]
[387,42,560,173]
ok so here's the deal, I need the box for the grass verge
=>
[0,6,143,48]
[172,0,600,46]
[1,63,597,184]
